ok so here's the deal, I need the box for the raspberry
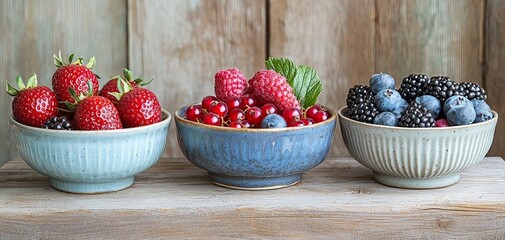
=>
[214,68,248,101]
[249,70,300,112]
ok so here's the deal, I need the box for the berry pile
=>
[44,116,73,130]
[185,58,330,128]
[6,52,162,131]
[346,73,493,128]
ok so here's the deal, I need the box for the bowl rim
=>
[10,109,172,134]
[337,106,498,130]
[175,104,337,132]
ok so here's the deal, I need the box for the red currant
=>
[305,106,319,119]
[225,96,241,110]
[240,95,257,110]
[288,120,305,127]
[185,104,203,122]
[312,104,323,111]
[261,103,277,118]
[228,121,243,128]
[245,107,263,126]
[228,108,245,122]
[202,113,222,126]
[241,120,252,128]
[312,111,329,123]
[301,118,315,126]
[209,100,228,117]
[201,95,217,111]
[282,107,301,123]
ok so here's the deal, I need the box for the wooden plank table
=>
[1,157,504,239]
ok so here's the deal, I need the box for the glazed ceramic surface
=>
[175,106,337,190]
[10,110,171,193]
[338,107,498,189]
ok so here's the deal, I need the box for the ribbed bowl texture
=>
[338,107,498,189]
[175,105,337,190]
[10,110,171,193]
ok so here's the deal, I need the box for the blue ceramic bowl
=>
[175,106,337,190]
[10,110,171,193]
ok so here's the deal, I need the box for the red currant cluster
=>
[185,95,331,128]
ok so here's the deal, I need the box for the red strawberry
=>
[6,74,58,127]
[65,81,122,130]
[113,78,161,128]
[52,52,99,103]
[99,68,152,104]
[214,68,248,101]
[249,69,300,112]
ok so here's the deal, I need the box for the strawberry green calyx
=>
[109,76,134,101]
[121,68,153,86]
[53,50,96,69]
[6,74,38,97]
[63,80,95,111]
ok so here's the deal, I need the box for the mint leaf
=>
[292,65,322,108]
[265,57,323,108]
[265,57,297,85]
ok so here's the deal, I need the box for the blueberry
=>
[471,99,491,111]
[443,95,472,115]
[471,100,493,123]
[391,99,409,118]
[446,105,476,126]
[374,89,406,112]
[260,114,287,128]
[373,112,398,126]
[415,95,441,119]
[370,73,395,94]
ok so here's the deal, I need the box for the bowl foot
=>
[373,172,460,189]
[50,177,135,194]
[208,173,301,190]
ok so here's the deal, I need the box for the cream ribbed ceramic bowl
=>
[10,110,171,193]
[338,107,498,189]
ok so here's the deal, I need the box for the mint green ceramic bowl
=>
[10,110,171,193]
[338,107,498,189]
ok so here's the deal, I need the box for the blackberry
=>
[398,74,430,102]
[348,101,379,123]
[346,85,374,109]
[44,116,73,130]
[399,102,435,128]
[425,76,460,102]
[457,82,487,101]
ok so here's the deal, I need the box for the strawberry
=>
[214,68,248,101]
[52,52,99,103]
[248,69,300,112]
[6,74,58,127]
[99,68,152,104]
[112,78,161,128]
[65,81,122,130]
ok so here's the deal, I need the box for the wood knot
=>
[435,215,453,229]
[347,187,373,195]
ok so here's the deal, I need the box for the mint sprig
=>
[265,58,298,86]
[265,57,322,108]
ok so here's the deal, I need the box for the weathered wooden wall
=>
[1,0,503,161]
[0,0,127,165]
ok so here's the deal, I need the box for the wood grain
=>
[375,0,484,85]
[269,0,376,157]
[128,0,267,158]
[0,0,128,164]
[485,0,505,157]
[1,157,504,239]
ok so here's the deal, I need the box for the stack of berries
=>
[6,52,162,130]
[185,58,330,129]
[346,73,493,127]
